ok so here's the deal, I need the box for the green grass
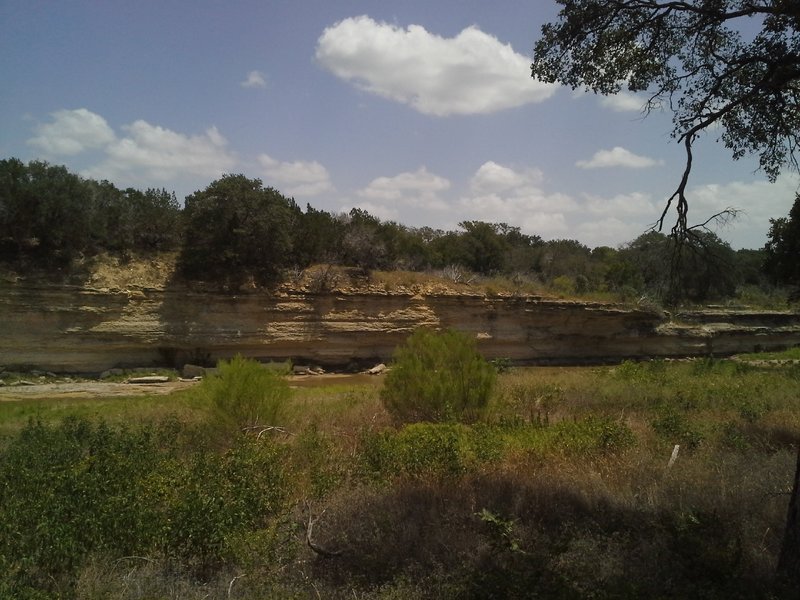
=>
[736,346,800,361]
[0,390,205,441]
[1,358,800,598]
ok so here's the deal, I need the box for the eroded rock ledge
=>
[2,281,799,374]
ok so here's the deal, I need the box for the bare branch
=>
[228,574,246,598]
[241,425,291,439]
[687,207,741,231]
[305,501,342,558]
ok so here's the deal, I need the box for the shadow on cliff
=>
[155,269,242,370]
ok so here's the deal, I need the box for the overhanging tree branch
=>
[533,0,800,238]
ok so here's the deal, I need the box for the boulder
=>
[127,376,170,384]
[99,368,124,380]
[181,363,205,378]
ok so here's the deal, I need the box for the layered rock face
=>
[2,281,799,374]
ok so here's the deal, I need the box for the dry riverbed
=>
[0,372,385,401]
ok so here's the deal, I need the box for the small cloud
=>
[345,200,400,222]
[257,154,333,196]
[469,161,543,194]
[687,174,800,248]
[576,146,663,169]
[459,161,577,238]
[28,108,116,156]
[581,191,658,218]
[316,15,555,116]
[241,70,267,89]
[358,167,451,209]
[599,91,644,112]
[84,120,236,183]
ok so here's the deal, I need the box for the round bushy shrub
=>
[201,355,290,438]
[381,328,496,424]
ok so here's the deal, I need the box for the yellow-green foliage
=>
[198,355,290,438]
[381,328,496,424]
[2,358,800,599]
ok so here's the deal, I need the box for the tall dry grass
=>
[2,357,799,598]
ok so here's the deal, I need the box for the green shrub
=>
[551,416,636,456]
[359,423,504,481]
[651,405,706,449]
[199,355,290,439]
[154,436,289,574]
[0,416,291,596]
[381,328,496,424]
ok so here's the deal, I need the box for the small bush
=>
[199,355,290,439]
[359,422,503,480]
[0,417,292,596]
[381,328,496,424]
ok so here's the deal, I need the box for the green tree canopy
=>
[620,230,739,304]
[0,158,93,264]
[179,174,296,285]
[532,0,800,236]
[765,192,800,287]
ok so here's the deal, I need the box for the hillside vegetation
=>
[1,158,795,307]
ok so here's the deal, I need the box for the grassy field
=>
[1,355,799,598]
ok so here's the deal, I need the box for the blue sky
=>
[2,0,798,249]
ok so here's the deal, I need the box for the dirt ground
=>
[0,379,200,401]
[0,372,384,402]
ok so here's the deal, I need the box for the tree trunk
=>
[778,447,800,588]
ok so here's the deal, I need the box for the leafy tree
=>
[502,224,545,274]
[735,247,770,288]
[765,193,800,287]
[427,229,469,269]
[125,187,182,252]
[620,230,738,304]
[85,179,127,253]
[459,221,509,275]
[0,157,34,257]
[0,159,96,265]
[618,231,673,295]
[0,159,181,265]
[293,203,344,266]
[179,174,295,284]
[381,328,496,424]
[532,1,800,236]
[340,208,388,270]
[379,221,432,271]
[537,238,592,281]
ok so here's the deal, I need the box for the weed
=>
[196,355,290,442]
[381,328,495,424]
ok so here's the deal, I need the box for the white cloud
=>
[347,200,400,222]
[599,91,644,112]
[581,191,658,218]
[469,161,544,193]
[573,217,650,248]
[316,15,556,116]
[459,161,578,237]
[576,146,663,169]
[28,108,116,155]
[85,120,236,183]
[257,154,333,197]
[456,162,667,245]
[685,174,800,248]
[241,70,267,89]
[358,167,451,210]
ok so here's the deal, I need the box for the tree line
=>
[1,157,797,305]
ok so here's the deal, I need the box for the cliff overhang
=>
[2,280,799,375]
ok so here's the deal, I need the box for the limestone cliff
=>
[2,277,799,374]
